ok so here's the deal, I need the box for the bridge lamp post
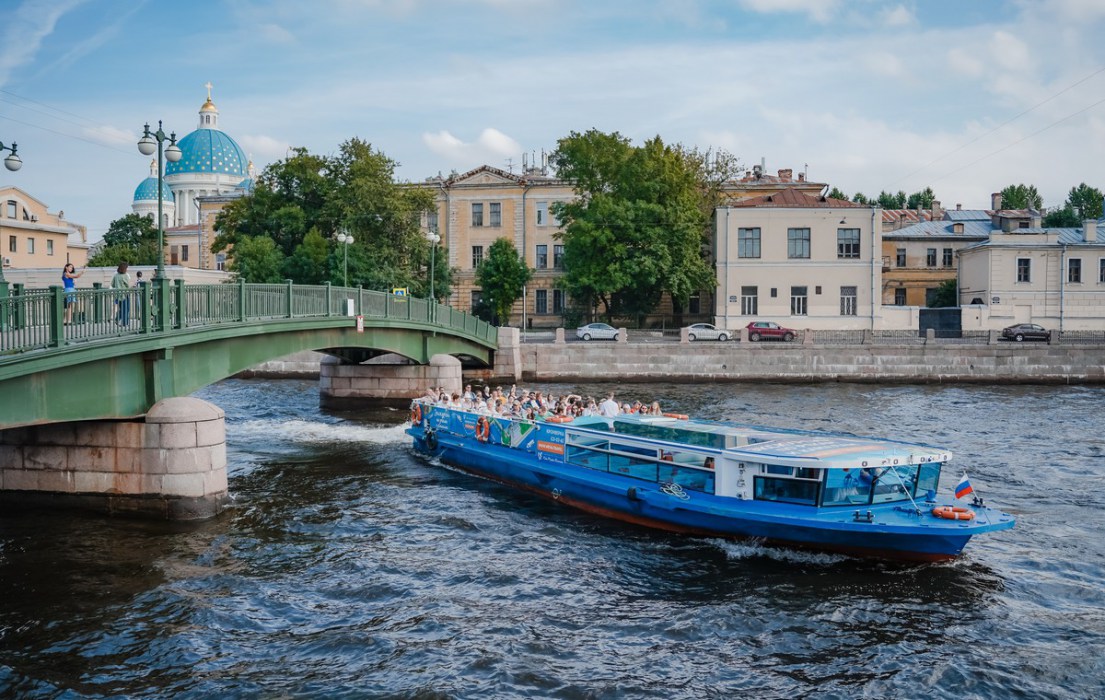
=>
[336,231,353,287]
[137,122,182,276]
[427,232,440,305]
[0,141,21,287]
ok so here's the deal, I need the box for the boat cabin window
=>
[564,432,716,494]
[820,464,936,507]
[753,467,822,506]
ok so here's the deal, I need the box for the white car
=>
[685,323,730,341]
[576,322,619,341]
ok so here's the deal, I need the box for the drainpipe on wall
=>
[1059,242,1066,333]
[194,200,203,270]
[722,208,730,328]
[870,206,879,330]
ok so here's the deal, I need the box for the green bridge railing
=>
[0,280,497,361]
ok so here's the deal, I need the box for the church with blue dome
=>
[131,85,254,230]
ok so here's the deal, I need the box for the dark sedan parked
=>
[1001,323,1049,342]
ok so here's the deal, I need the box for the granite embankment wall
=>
[512,343,1105,384]
[246,345,1105,384]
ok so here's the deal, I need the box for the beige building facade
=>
[715,190,882,330]
[1,186,89,274]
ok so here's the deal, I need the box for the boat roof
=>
[573,414,951,469]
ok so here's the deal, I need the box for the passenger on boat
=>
[463,385,476,401]
[704,457,715,470]
[647,401,663,416]
[600,393,619,417]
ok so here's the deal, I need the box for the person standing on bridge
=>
[112,262,131,325]
[62,263,83,324]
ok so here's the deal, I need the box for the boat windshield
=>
[820,462,941,507]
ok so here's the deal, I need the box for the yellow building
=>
[1,186,89,273]
[422,163,575,327]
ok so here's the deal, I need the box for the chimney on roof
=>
[797,172,805,182]
[991,193,1002,210]
[778,168,792,180]
[956,203,962,210]
[1085,219,1097,243]
[932,200,942,220]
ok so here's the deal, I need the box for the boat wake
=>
[710,539,850,566]
[232,419,409,445]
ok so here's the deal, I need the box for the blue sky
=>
[2,0,1104,241]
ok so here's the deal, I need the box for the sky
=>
[2,0,1105,241]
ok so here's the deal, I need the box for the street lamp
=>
[137,121,181,275]
[336,230,354,287]
[428,232,440,304]
[0,140,20,287]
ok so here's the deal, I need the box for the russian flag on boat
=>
[954,474,974,499]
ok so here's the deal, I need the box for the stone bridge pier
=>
[319,353,463,406]
[0,397,228,520]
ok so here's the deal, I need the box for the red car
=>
[746,321,797,342]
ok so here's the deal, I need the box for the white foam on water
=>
[710,538,850,566]
[232,419,410,445]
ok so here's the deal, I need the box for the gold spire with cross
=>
[201,81,217,112]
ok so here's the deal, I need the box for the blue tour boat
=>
[406,403,1015,562]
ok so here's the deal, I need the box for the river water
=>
[2,379,1104,699]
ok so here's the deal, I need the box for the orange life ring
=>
[932,506,975,521]
[663,413,689,420]
[411,404,422,425]
[476,416,491,442]
[546,415,573,423]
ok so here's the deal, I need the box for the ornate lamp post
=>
[427,232,440,303]
[0,140,21,287]
[137,122,181,275]
[336,230,354,287]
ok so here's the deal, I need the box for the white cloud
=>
[421,128,522,167]
[946,47,984,78]
[0,0,88,87]
[862,51,907,79]
[988,30,1034,73]
[880,4,916,27]
[238,134,292,162]
[736,0,841,24]
[81,124,133,146]
[258,23,295,44]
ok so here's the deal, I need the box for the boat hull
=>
[409,419,1009,563]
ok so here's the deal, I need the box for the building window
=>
[1017,258,1031,282]
[837,228,860,258]
[553,244,564,269]
[1018,220,1029,229]
[738,228,761,258]
[840,286,857,315]
[790,286,808,315]
[8,235,16,253]
[535,289,548,314]
[26,237,34,254]
[1100,259,1105,283]
[894,287,907,305]
[943,248,954,267]
[182,245,190,262]
[170,245,178,265]
[787,228,810,259]
[535,244,548,269]
[926,248,937,267]
[472,245,484,268]
[216,253,226,271]
[6,201,15,218]
[536,201,548,226]
[489,202,501,227]
[1069,258,1082,283]
[896,248,906,267]
[427,210,439,233]
[689,294,701,314]
[741,286,758,315]
[46,239,54,256]
[471,203,484,227]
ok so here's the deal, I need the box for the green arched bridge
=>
[0,280,497,429]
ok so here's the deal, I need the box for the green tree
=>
[852,192,871,205]
[213,138,443,295]
[476,237,531,325]
[876,190,907,209]
[1043,205,1080,227]
[1066,182,1103,220]
[999,183,1042,210]
[550,130,733,322]
[230,235,285,282]
[906,187,936,210]
[88,214,161,267]
[827,186,849,201]
[929,279,958,308]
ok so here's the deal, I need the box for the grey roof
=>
[882,220,992,239]
[943,209,991,222]
[961,222,1105,249]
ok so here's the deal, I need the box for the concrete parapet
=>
[618,328,628,343]
[0,396,228,520]
[555,328,565,344]
[680,327,689,344]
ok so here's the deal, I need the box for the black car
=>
[1001,323,1049,342]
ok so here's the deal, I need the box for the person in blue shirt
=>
[62,263,83,324]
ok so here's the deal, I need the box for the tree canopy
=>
[999,183,1042,210]
[550,129,737,322]
[88,214,162,267]
[475,237,532,325]
[213,138,443,292]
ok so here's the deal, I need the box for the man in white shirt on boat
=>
[599,393,620,418]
